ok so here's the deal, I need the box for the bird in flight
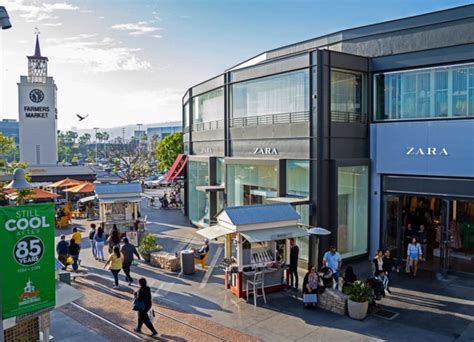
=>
[76,114,89,121]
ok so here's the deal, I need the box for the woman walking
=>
[104,245,124,289]
[406,237,423,277]
[107,224,121,254]
[94,227,106,261]
[134,278,158,337]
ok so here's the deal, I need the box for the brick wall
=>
[317,288,348,315]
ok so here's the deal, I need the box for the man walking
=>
[89,223,97,259]
[121,237,141,285]
[56,234,69,270]
[323,245,342,289]
[289,238,299,289]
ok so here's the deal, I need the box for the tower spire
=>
[33,27,41,57]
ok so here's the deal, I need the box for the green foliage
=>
[108,144,153,182]
[138,232,163,254]
[154,132,183,172]
[0,134,16,156]
[14,189,35,205]
[78,133,91,147]
[342,281,374,303]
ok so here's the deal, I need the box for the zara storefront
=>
[183,5,474,268]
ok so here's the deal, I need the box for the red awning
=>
[165,154,188,182]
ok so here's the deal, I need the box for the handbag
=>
[132,297,145,311]
[303,293,317,303]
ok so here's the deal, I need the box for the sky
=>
[0,0,469,130]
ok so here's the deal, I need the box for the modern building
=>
[18,34,58,165]
[0,118,19,144]
[146,122,182,143]
[183,5,474,273]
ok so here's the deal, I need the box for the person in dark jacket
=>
[383,249,399,294]
[289,238,299,289]
[134,278,158,337]
[56,234,69,269]
[342,265,357,290]
[418,225,428,260]
[372,249,388,289]
[108,225,121,253]
[121,237,141,285]
[68,238,81,272]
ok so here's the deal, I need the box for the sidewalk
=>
[61,201,474,342]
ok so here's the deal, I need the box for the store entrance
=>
[382,195,474,274]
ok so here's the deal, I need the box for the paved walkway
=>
[54,198,474,342]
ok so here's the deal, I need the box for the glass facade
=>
[215,158,226,214]
[193,88,224,127]
[226,162,278,207]
[188,160,209,225]
[375,62,474,120]
[337,166,369,258]
[231,70,310,119]
[331,70,364,122]
[183,102,190,131]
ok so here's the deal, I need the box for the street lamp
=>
[0,6,12,30]
[93,127,99,165]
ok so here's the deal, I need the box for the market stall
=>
[197,203,309,298]
[95,183,144,234]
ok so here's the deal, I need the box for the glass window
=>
[375,62,474,121]
[215,158,226,214]
[286,160,309,197]
[183,103,190,130]
[226,162,278,207]
[295,204,310,261]
[231,70,309,119]
[337,166,368,258]
[193,88,224,124]
[188,160,209,226]
[331,70,364,122]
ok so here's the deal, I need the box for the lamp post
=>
[93,127,99,164]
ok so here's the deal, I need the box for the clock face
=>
[29,89,44,103]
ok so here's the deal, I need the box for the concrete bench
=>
[316,288,348,315]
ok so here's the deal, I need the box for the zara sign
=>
[405,147,449,156]
[253,147,279,155]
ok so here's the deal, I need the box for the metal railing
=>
[192,119,224,132]
[331,111,368,123]
[230,111,310,127]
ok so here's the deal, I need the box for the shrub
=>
[138,232,163,255]
[342,281,373,303]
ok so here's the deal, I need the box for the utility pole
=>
[93,127,99,164]
[137,123,143,150]
[122,127,125,144]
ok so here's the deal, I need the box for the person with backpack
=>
[89,223,97,259]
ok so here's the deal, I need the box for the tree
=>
[108,145,153,183]
[78,133,91,147]
[0,133,17,170]
[154,132,183,172]
[64,131,78,146]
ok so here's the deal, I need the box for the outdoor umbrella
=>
[308,226,332,270]
[5,188,61,201]
[47,178,84,188]
[63,182,94,193]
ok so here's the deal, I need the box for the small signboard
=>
[0,203,56,319]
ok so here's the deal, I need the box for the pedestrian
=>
[134,277,158,337]
[56,234,69,269]
[104,245,124,289]
[121,237,141,286]
[406,237,423,277]
[289,238,299,289]
[302,265,319,307]
[418,225,428,259]
[94,226,106,261]
[192,239,210,259]
[342,265,357,291]
[404,223,416,259]
[107,224,121,254]
[323,245,342,289]
[383,249,399,294]
[372,249,388,289]
[71,227,82,246]
[68,238,81,272]
[89,223,97,259]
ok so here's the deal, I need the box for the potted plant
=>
[138,232,163,262]
[343,281,373,320]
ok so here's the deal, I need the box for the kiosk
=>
[197,203,309,298]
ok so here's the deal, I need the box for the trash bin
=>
[180,250,195,275]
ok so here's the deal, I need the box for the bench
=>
[316,288,348,315]
[194,252,209,269]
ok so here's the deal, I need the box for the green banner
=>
[0,203,56,319]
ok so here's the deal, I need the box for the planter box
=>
[150,251,181,272]
[317,288,348,315]
[347,299,368,320]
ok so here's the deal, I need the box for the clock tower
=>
[18,32,58,165]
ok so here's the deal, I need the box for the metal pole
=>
[93,128,99,164]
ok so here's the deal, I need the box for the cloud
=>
[46,34,151,72]
[111,21,161,36]
[5,0,79,23]
[43,22,63,27]
[152,11,161,21]
[153,35,162,39]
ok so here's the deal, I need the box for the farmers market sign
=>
[0,204,55,319]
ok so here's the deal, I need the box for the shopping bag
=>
[405,258,411,273]
[148,309,156,324]
[303,293,317,303]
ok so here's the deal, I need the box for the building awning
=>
[100,196,142,204]
[165,154,188,182]
[79,195,97,203]
[196,185,225,193]
[241,226,309,243]
[266,196,310,205]
[196,225,234,240]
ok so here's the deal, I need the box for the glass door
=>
[383,195,403,260]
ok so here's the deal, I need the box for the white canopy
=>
[241,226,309,243]
[197,225,234,240]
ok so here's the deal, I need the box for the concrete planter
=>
[347,299,368,320]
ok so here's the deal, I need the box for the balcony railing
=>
[192,119,224,132]
[230,111,310,127]
[331,111,367,123]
